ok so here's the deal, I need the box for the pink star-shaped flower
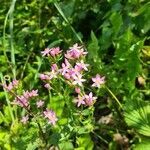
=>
[76,60,89,71]
[43,109,58,125]
[60,59,71,75]
[21,115,29,124]
[36,100,44,108]
[92,74,105,88]
[84,92,97,106]
[74,95,85,107]
[50,47,62,57]
[65,43,87,60]
[41,48,51,56]
[72,74,86,86]
[41,47,62,57]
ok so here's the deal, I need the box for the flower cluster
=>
[41,43,105,108]
[4,44,105,126]
[60,59,88,86]
[3,79,19,91]
[13,90,38,107]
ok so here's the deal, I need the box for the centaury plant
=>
[1,44,108,149]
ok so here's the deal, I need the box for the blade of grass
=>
[3,0,17,78]
[0,73,15,124]
[54,2,83,44]
[9,0,17,78]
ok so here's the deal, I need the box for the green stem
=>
[92,131,108,144]
[105,86,123,109]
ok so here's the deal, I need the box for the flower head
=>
[21,115,29,124]
[72,74,86,86]
[44,83,51,90]
[60,59,71,75]
[41,48,51,56]
[92,74,105,88]
[84,92,97,106]
[39,74,50,80]
[75,60,89,71]
[3,79,19,91]
[28,89,39,97]
[51,63,58,71]
[36,100,44,108]
[12,89,38,108]
[75,87,81,94]
[65,43,87,60]
[49,47,62,57]
[41,47,62,57]
[43,109,58,125]
[74,95,85,107]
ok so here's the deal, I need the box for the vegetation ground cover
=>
[0,0,150,149]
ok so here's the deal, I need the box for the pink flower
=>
[43,109,58,125]
[21,115,29,124]
[75,87,81,94]
[3,80,19,91]
[40,70,58,81]
[74,95,85,107]
[64,73,71,80]
[75,60,89,71]
[28,90,38,97]
[12,89,38,108]
[36,100,44,108]
[4,83,13,91]
[23,91,30,99]
[44,83,51,89]
[84,92,97,106]
[51,63,58,71]
[60,59,71,75]
[39,74,50,80]
[13,96,29,107]
[41,48,51,56]
[41,47,62,57]
[47,70,58,80]
[50,47,62,57]
[92,74,105,88]
[23,89,38,98]
[12,79,19,86]
[65,44,87,60]
[67,68,78,78]
[72,74,86,86]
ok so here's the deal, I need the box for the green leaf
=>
[76,134,94,150]
[125,98,150,137]
[114,30,143,90]
[134,138,150,150]
[49,132,61,145]
[58,118,68,125]
[109,12,122,36]
[48,95,65,117]
[59,141,74,150]
[88,31,99,60]
[60,1,75,18]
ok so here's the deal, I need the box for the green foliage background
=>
[0,0,150,149]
